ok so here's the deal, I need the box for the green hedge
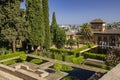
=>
[72,56,84,64]
[48,48,73,55]
[83,52,105,60]
[84,60,110,70]
[61,64,73,71]
[65,55,75,62]
[0,52,25,60]
[54,54,63,61]
[3,60,16,65]
[30,59,43,65]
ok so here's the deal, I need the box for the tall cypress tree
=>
[51,12,58,44]
[42,0,51,49]
[26,0,45,49]
[0,0,28,52]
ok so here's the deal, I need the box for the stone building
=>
[91,19,120,47]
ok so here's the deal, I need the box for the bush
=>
[0,51,25,60]
[3,60,16,65]
[54,54,63,61]
[65,55,75,62]
[83,52,105,60]
[72,56,84,64]
[20,54,27,61]
[88,43,94,48]
[53,63,62,72]
[84,60,109,70]
[30,59,43,65]
[61,64,73,71]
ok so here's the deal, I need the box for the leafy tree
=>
[26,0,45,50]
[0,0,28,52]
[80,23,93,44]
[67,38,76,48]
[42,0,51,49]
[54,28,66,49]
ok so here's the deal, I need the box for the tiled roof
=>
[93,29,120,34]
[99,63,120,80]
[91,19,105,23]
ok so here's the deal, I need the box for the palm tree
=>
[81,23,93,44]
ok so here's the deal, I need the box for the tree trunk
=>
[12,40,16,52]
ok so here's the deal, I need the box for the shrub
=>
[20,54,27,61]
[88,43,94,48]
[61,64,73,71]
[3,60,16,65]
[65,55,75,62]
[0,51,25,60]
[83,52,105,60]
[53,63,62,72]
[54,54,63,61]
[84,60,108,70]
[30,59,43,65]
[72,56,84,64]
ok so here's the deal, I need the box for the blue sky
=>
[21,0,120,25]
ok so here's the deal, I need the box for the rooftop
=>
[91,19,105,23]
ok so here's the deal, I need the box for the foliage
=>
[0,0,28,52]
[0,52,25,60]
[54,28,66,48]
[67,38,76,48]
[61,64,73,71]
[42,0,51,49]
[30,59,43,65]
[83,52,105,60]
[20,54,27,61]
[65,55,75,62]
[105,48,120,67]
[3,60,16,66]
[72,56,84,64]
[84,60,110,70]
[53,63,62,72]
[26,0,45,47]
[80,23,93,44]
[54,54,63,61]
[0,47,7,55]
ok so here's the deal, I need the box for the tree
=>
[54,28,66,49]
[26,0,45,50]
[42,0,51,49]
[80,23,93,44]
[67,38,76,48]
[50,12,58,44]
[0,0,28,52]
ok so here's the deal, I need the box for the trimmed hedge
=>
[83,52,105,60]
[3,60,16,65]
[72,56,84,64]
[30,59,43,65]
[84,60,110,70]
[61,64,73,71]
[64,55,75,62]
[0,52,25,60]
[54,54,63,61]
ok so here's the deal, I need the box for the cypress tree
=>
[42,0,51,49]
[26,0,45,49]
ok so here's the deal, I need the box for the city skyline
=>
[21,0,120,25]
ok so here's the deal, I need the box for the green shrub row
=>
[84,60,110,70]
[72,56,84,64]
[65,55,75,62]
[30,59,43,65]
[83,52,105,60]
[0,52,25,60]
[3,60,16,65]
[54,54,63,61]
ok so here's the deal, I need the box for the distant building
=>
[91,19,120,47]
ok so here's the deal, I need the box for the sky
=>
[21,0,120,25]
